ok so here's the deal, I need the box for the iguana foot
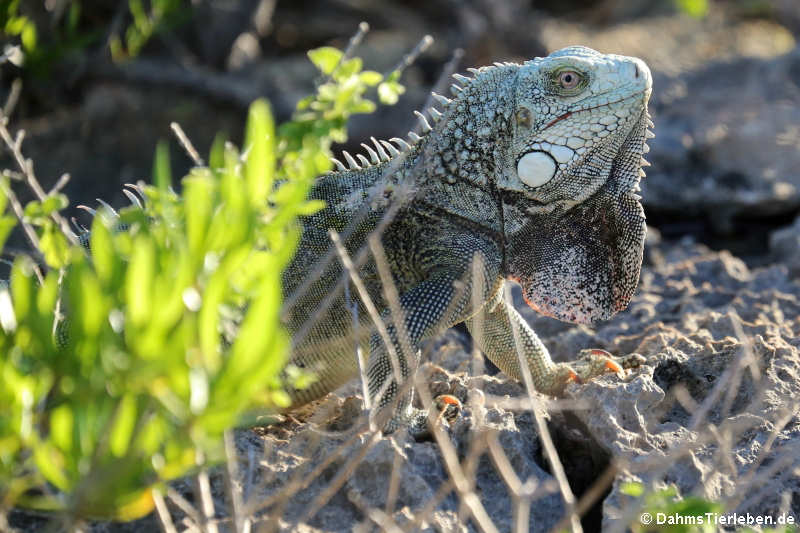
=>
[432,394,462,425]
[545,349,646,396]
[400,394,462,439]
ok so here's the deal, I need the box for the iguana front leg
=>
[465,282,644,396]
[367,257,498,435]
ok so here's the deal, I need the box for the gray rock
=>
[643,47,800,229]
[770,216,800,277]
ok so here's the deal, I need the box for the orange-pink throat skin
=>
[505,114,649,325]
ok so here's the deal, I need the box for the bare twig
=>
[389,35,434,76]
[0,116,78,246]
[3,79,22,117]
[296,432,383,526]
[315,22,370,88]
[0,180,45,284]
[48,173,71,196]
[414,375,501,533]
[170,122,205,167]
[166,487,203,529]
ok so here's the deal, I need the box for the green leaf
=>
[359,70,383,86]
[125,236,154,328]
[675,0,708,18]
[184,170,214,259]
[307,46,342,75]
[152,140,172,190]
[619,481,644,497]
[208,132,227,171]
[0,215,16,251]
[50,405,74,454]
[243,99,275,207]
[10,257,34,322]
[336,57,362,79]
[33,442,70,491]
[90,213,117,286]
[40,224,70,269]
[41,194,68,216]
[378,79,405,105]
[109,395,137,457]
[349,99,376,114]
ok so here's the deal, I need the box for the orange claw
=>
[438,395,461,407]
[590,349,613,357]
[567,370,582,384]
[605,360,623,373]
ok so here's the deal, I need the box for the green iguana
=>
[281,45,653,434]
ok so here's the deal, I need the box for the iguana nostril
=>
[634,63,640,78]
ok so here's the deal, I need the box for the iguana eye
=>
[558,70,581,89]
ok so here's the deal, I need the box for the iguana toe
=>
[433,394,462,425]
[575,348,645,379]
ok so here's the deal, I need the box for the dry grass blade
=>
[414,374,501,533]
[348,489,406,533]
[344,280,371,409]
[153,488,178,533]
[548,462,620,533]
[166,487,203,530]
[195,465,219,533]
[384,433,406,517]
[486,430,542,533]
[368,234,415,376]
[330,230,404,400]
[502,283,582,532]
[224,430,250,533]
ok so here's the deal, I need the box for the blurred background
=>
[1,0,799,265]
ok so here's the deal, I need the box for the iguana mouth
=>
[543,90,650,131]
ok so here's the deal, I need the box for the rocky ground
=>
[205,228,797,532]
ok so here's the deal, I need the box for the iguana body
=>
[282,46,653,433]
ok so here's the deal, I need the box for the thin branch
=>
[0,180,45,284]
[3,79,22,117]
[48,173,71,196]
[389,35,434,76]
[0,116,78,246]
[316,22,370,88]
[170,122,205,167]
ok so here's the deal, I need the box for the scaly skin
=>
[282,46,653,434]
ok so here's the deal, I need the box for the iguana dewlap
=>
[282,46,653,434]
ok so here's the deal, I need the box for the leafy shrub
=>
[0,46,401,521]
[1,0,187,74]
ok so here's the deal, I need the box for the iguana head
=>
[498,46,653,324]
